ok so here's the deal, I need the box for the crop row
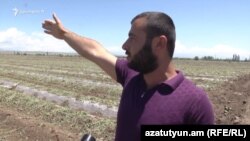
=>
[1,55,250,107]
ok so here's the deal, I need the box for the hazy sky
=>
[0,0,249,59]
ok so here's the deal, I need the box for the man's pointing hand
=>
[42,13,68,39]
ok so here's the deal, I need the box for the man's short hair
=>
[131,12,176,58]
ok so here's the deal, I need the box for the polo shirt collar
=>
[161,70,184,90]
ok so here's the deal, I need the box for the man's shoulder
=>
[116,58,138,75]
[116,58,128,67]
[115,58,139,86]
[178,74,207,97]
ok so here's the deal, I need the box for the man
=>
[42,11,214,141]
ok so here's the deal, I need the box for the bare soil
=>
[208,74,250,124]
[0,74,249,140]
[0,106,81,141]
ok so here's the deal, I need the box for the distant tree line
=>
[232,54,240,61]
[9,51,250,62]
[13,51,79,57]
[193,54,250,62]
[193,56,216,61]
[14,51,47,56]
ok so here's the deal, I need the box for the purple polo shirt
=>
[114,59,214,141]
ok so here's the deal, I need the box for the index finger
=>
[53,13,61,24]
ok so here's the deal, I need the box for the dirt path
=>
[242,97,250,124]
[0,105,80,141]
[208,74,250,124]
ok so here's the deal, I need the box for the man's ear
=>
[152,35,168,51]
[158,35,168,49]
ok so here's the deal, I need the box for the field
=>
[0,54,250,141]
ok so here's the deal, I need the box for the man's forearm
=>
[62,31,117,80]
[63,31,104,61]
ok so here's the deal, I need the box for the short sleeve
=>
[115,58,138,87]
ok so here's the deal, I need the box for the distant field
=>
[0,54,122,107]
[174,59,250,89]
[1,55,249,105]
[0,54,250,140]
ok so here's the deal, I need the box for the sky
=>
[0,0,249,59]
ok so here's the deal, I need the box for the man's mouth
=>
[125,51,131,60]
[125,51,130,57]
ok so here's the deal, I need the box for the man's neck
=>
[143,61,177,89]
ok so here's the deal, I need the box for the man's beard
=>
[128,40,158,74]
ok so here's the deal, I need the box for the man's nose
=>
[122,44,126,51]
[122,40,129,51]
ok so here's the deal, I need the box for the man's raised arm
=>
[42,13,117,80]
